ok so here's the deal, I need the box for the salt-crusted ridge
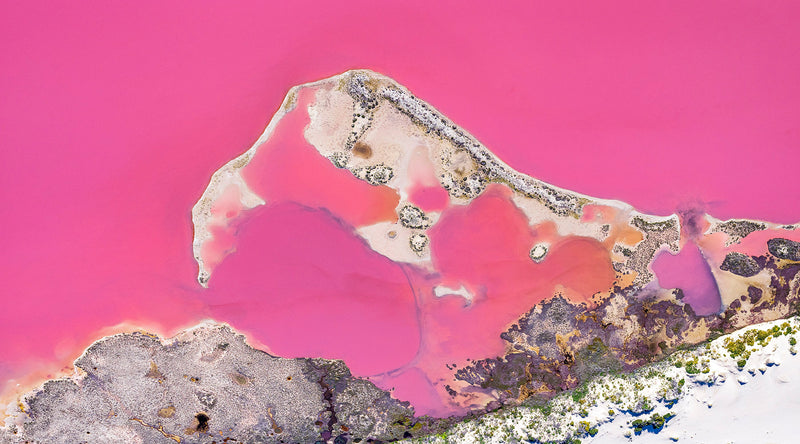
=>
[190,76,331,286]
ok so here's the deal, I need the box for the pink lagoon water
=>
[652,243,722,316]
[3,1,800,416]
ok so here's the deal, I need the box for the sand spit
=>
[192,69,703,288]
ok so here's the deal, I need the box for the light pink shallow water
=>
[652,243,722,316]
[3,1,800,415]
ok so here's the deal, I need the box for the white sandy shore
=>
[592,324,800,443]
[408,316,800,444]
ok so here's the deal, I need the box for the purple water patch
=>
[653,242,722,316]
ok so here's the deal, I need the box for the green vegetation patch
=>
[630,413,675,434]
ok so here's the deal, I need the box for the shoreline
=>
[6,312,800,442]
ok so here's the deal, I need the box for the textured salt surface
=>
[2,323,419,443]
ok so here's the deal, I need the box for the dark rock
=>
[768,238,800,261]
[748,286,763,305]
[720,252,762,277]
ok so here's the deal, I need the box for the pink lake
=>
[652,242,722,316]
[3,1,800,417]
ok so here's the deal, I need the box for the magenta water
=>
[652,242,722,316]
[3,1,800,416]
